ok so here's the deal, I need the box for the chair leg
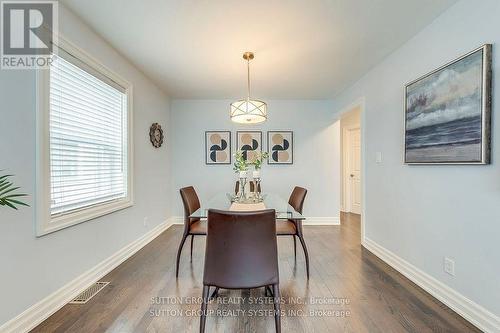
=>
[210,287,219,300]
[272,284,281,333]
[200,285,210,333]
[190,235,194,262]
[175,234,188,278]
[298,234,310,279]
[293,235,297,260]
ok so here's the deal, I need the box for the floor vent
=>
[69,282,110,304]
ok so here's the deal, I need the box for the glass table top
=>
[189,193,305,220]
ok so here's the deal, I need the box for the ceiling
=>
[62,0,456,99]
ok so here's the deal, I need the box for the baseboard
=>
[168,216,184,225]
[303,216,340,225]
[362,237,500,333]
[0,219,175,333]
[168,215,339,226]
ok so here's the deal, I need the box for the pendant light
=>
[230,52,267,124]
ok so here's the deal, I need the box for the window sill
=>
[36,198,133,237]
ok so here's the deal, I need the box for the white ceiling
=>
[62,0,455,99]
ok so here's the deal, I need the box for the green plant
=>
[0,173,29,210]
[253,151,269,170]
[233,150,249,173]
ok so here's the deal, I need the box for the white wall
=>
[170,100,340,221]
[0,5,171,325]
[333,0,500,319]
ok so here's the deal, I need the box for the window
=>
[36,38,133,236]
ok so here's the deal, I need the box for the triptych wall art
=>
[205,131,231,164]
[404,44,492,165]
[268,131,293,164]
[205,131,293,165]
[236,131,262,162]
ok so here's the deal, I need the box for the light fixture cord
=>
[247,57,251,101]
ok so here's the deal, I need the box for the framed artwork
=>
[268,131,293,164]
[205,131,231,164]
[404,44,492,164]
[236,131,262,162]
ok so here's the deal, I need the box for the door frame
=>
[342,125,361,214]
[338,97,366,242]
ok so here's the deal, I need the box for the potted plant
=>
[233,151,249,200]
[252,151,269,178]
[233,150,249,178]
[0,172,29,210]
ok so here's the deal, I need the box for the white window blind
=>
[49,50,128,216]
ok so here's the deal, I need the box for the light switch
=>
[375,152,382,163]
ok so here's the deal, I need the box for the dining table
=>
[189,193,305,220]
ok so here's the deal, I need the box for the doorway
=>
[341,106,362,216]
[346,127,361,214]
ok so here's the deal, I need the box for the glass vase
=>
[238,176,247,202]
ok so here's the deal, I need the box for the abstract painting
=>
[205,131,231,164]
[236,131,262,162]
[404,44,491,164]
[268,131,293,164]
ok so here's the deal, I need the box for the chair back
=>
[203,209,279,289]
[235,181,261,194]
[179,186,201,226]
[288,186,307,214]
[251,181,261,193]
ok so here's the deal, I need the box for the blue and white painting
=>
[405,47,490,164]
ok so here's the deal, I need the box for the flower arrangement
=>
[252,151,269,170]
[233,150,249,173]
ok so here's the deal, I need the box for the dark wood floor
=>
[32,213,480,332]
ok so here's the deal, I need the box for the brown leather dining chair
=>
[234,180,261,194]
[276,186,310,278]
[200,209,281,333]
[177,186,207,277]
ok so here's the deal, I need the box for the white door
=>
[348,128,361,214]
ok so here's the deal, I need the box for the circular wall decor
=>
[149,123,164,148]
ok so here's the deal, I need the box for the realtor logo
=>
[1,0,58,69]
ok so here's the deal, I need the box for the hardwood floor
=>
[32,213,480,332]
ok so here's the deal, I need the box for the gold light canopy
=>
[230,52,267,124]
